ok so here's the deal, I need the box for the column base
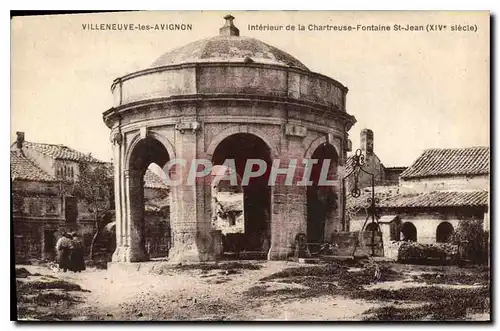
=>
[168,242,217,263]
[267,245,294,260]
[112,245,149,263]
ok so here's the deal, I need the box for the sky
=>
[11,11,490,167]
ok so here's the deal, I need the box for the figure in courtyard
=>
[55,232,73,272]
[69,232,86,272]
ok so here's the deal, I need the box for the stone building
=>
[349,146,489,257]
[11,132,170,262]
[103,15,356,263]
[11,132,103,262]
[344,129,407,189]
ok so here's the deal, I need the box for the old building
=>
[344,129,407,189]
[349,146,490,257]
[11,132,170,262]
[11,132,103,262]
[103,15,357,263]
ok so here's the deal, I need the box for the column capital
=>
[175,120,201,134]
[110,131,123,145]
[285,123,307,138]
[124,169,143,179]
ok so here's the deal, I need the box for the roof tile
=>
[11,151,57,182]
[24,141,103,163]
[400,147,490,179]
[349,189,489,209]
[144,170,168,190]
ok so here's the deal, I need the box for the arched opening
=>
[128,137,171,260]
[365,222,380,232]
[401,222,417,242]
[307,142,338,252]
[436,222,454,243]
[211,133,272,258]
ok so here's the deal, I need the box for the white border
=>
[4,2,498,330]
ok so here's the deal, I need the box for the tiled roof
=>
[400,147,490,179]
[144,169,168,190]
[379,190,489,209]
[347,185,401,209]
[11,151,57,182]
[350,189,488,210]
[23,141,103,163]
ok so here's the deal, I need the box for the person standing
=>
[69,232,86,272]
[55,232,72,272]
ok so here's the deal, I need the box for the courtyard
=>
[15,259,490,321]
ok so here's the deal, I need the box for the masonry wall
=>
[12,179,100,262]
[350,210,485,245]
[112,63,346,111]
[399,175,489,193]
[19,146,57,178]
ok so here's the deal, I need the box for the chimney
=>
[360,129,374,155]
[16,131,25,149]
[219,15,239,36]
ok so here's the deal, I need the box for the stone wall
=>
[112,63,347,112]
[350,211,485,249]
[399,175,489,193]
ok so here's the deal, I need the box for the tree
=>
[450,219,488,265]
[72,162,114,259]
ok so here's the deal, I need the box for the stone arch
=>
[124,129,176,171]
[123,133,172,262]
[306,141,339,248]
[304,134,341,160]
[401,222,417,242]
[210,132,273,256]
[206,125,279,159]
[436,221,454,243]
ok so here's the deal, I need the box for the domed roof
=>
[150,15,309,71]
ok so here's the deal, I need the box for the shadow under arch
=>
[306,141,339,251]
[124,136,171,262]
[211,132,272,258]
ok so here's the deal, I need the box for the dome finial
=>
[220,14,239,36]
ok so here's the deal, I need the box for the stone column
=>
[268,183,308,260]
[124,169,149,262]
[268,126,307,260]
[110,132,129,262]
[168,120,215,262]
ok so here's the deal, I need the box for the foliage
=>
[72,163,113,217]
[72,162,114,259]
[450,219,489,264]
[398,242,458,264]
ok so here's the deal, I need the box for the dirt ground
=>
[14,259,491,321]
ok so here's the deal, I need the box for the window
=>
[64,197,78,223]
